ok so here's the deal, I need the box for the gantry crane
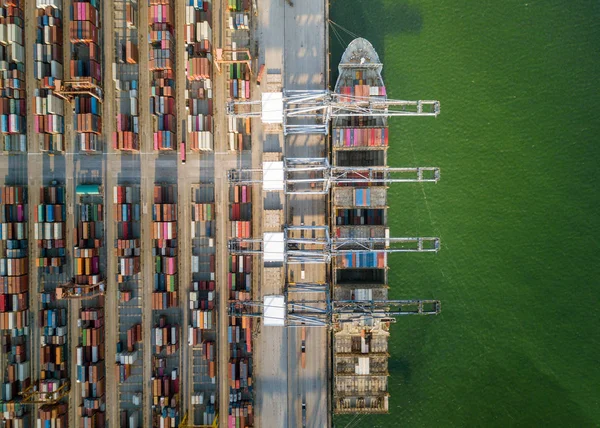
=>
[55,280,105,300]
[214,48,252,75]
[229,297,440,328]
[180,412,219,428]
[226,89,440,135]
[53,78,103,102]
[19,382,71,404]
[228,157,439,194]
[228,225,439,265]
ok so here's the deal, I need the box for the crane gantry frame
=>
[226,89,440,135]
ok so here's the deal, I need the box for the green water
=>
[330,1,600,426]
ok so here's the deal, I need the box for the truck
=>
[302,400,306,428]
[180,141,186,164]
[256,64,265,85]
[301,326,306,369]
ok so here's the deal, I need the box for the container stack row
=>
[228,61,250,100]
[72,199,104,292]
[152,185,177,309]
[38,302,70,424]
[185,1,213,151]
[73,95,101,152]
[227,180,254,426]
[38,403,68,427]
[227,316,253,427]
[151,355,179,427]
[332,127,388,148]
[37,182,71,425]
[35,185,66,272]
[0,334,30,425]
[227,255,251,302]
[0,186,29,334]
[113,82,139,151]
[0,188,30,427]
[151,315,178,356]
[114,186,141,285]
[0,0,26,152]
[149,0,176,150]
[34,5,65,152]
[151,185,180,423]
[226,113,250,152]
[335,208,385,226]
[77,307,106,427]
[115,323,141,382]
[70,0,102,152]
[226,0,251,13]
[113,0,139,151]
[189,185,215,347]
[229,184,252,241]
[190,340,218,426]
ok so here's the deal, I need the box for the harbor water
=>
[331,0,600,426]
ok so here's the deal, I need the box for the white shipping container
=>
[54,222,63,239]
[155,328,163,347]
[44,222,52,239]
[9,43,24,63]
[131,97,138,116]
[171,326,177,344]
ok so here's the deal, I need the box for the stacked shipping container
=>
[35,185,66,271]
[189,341,217,425]
[73,198,104,291]
[0,195,30,426]
[149,0,176,150]
[34,4,65,152]
[226,0,251,13]
[227,112,250,152]
[0,0,26,152]
[0,186,29,335]
[189,185,215,347]
[113,0,139,151]
[229,185,252,240]
[185,1,213,151]
[151,356,179,427]
[113,186,141,285]
[151,185,180,425]
[227,181,254,426]
[228,62,250,101]
[70,0,102,152]
[115,323,142,382]
[152,185,177,309]
[38,403,68,427]
[77,307,106,427]
[37,182,71,426]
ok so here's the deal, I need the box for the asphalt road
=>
[252,0,330,427]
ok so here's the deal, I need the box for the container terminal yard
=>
[0,0,441,427]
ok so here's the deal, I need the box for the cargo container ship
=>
[331,38,391,414]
